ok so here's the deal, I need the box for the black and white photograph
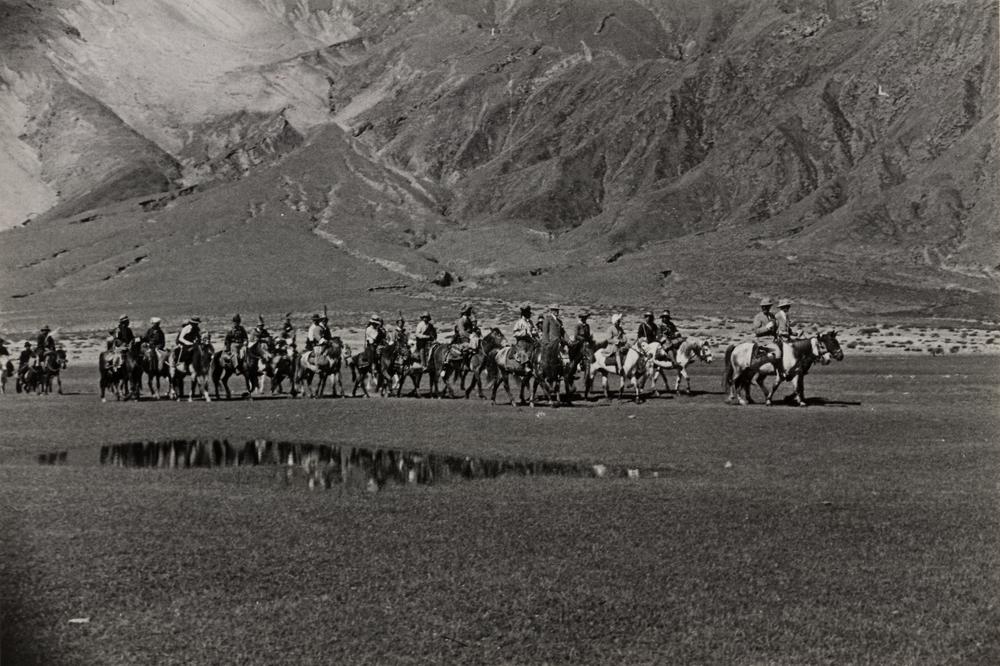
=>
[0,0,997,663]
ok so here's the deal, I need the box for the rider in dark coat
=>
[36,326,56,362]
[636,312,659,346]
[113,315,135,349]
[143,318,166,350]
[574,311,594,345]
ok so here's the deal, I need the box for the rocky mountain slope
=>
[0,0,996,328]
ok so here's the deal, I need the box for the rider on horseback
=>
[306,314,324,351]
[606,314,627,369]
[176,317,202,373]
[17,342,33,386]
[512,304,538,361]
[225,314,249,368]
[143,317,166,350]
[393,316,409,346]
[453,303,476,349]
[658,309,682,364]
[364,315,385,366]
[36,325,56,363]
[250,317,271,347]
[281,313,295,349]
[574,311,595,345]
[414,312,436,365]
[752,297,782,376]
[636,312,659,355]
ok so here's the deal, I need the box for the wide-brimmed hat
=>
[642,311,653,318]
[460,302,473,314]
[40,325,50,332]
[369,315,381,323]
[549,304,560,311]
[420,312,431,320]
[611,314,622,324]
[759,297,773,307]
[311,313,321,322]
[519,303,532,313]
[189,317,201,324]
[777,298,792,308]
[24,341,31,348]
[150,317,161,325]
[579,310,591,318]
[119,314,129,322]
[660,310,671,318]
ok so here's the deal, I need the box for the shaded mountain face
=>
[0,0,997,326]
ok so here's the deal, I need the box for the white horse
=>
[649,338,714,395]
[589,341,662,402]
[724,332,841,406]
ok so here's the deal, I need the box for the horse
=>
[462,329,502,399]
[99,348,128,402]
[243,338,273,397]
[527,339,566,407]
[119,341,145,400]
[378,336,421,397]
[649,338,714,395]
[589,341,661,402]
[39,347,68,395]
[562,338,597,399]
[139,343,169,399]
[297,338,345,398]
[724,331,842,406]
[168,339,213,402]
[211,345,244,400]
[425,341,466,398]
[267,346,298,396]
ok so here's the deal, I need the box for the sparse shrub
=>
[986,338,996,344]
[846,341,858,349]
[950,346,960,354]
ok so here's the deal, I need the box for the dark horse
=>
[169,339,213,402]
[528,340,565,407]
[463,328,505,399]
[122,341,145,400]
[99,348,128,402]
[562,338,596,400]
[425,341,466,398]
[39,347,68,395]
[378,337,419,397]
[140,343,169,399]
[213,339,272,400]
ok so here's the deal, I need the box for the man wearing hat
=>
[225,315,249,367]
[250,316,271,347]
[306,314,324,351]
[176,317,202,373]
[36,325,56,362]
[658,309,682,363]
[512,305,538,356]
[541,304,564,345]
[453,303,476,347]
[751,298,781,373]
[392,315,409,346]
[775,298,795,342]
[606,314,628,369]
[574,311,595,346]
[17,342,34,388]
[280,313,296,351]
[636,311,659,349]
[143,317,166,351]
[414,312,437,365]
[364,315,385,366]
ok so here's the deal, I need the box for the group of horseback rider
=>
[6,324,63,387]
[12,297,797,385]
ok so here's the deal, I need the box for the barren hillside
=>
[0,0,996,328]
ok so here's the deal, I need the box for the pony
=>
[527,339,565,407]
[462,328,503,399]
[485,336,535,406]
[242,338,273,397]
[347,342,386,398]
[168,339,213,402]
[648,338,714,395]
[377,333,417,397]
[211,344,245,399]
[297,338,345,398]
[266,345,298,396]
[139,343,169,399]
[424,341,466,398]
[589,341,661,402]
[39,347,68,395]
[562,338,597,400]
[724,331,842,406]
[121,340,145,400]
[98,348,128,402]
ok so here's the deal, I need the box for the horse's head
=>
[819,330,844,362]
[0,342,8,357]
[696,339,714,364]
[810,335,833,365]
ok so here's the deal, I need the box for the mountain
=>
[0,0,997,330]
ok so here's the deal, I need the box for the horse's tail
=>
[722,344,735,390]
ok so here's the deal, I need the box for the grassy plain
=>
[1,356,998,664]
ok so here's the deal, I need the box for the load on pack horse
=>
[297,337,346,398]
[588,341,662,402]
[723,331,843,406]
[648,337,714,395]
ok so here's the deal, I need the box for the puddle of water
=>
[99,440,665,490]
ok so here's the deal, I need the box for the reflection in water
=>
[99,440,652,490]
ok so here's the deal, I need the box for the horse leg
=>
[794,374,807,406]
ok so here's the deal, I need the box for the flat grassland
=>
[1,356,998,664]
